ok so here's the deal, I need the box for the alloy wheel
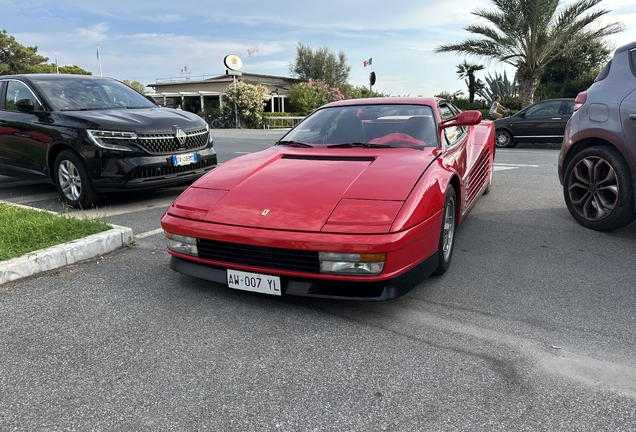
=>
[441,194,456,262]
[58,159,82,202]
[567,155,618,222]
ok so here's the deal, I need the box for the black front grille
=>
[137,127,209,154]
[198,239,320,273]
[136,157,216,179]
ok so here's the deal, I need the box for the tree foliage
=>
[535,40,611,99]
[122,80,146,94]
[1,29,91,75]
[456,61,485,103]
[222,81,269,128]
[476,70,519,108]
[340,84,389,99]
[28,63,91,75]
[435,0,623,107]
[288,79,344,116]
[0,29,48,75]
[289,43,351,88]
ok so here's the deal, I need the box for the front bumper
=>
[90,147,217,192]
[169,251,439,301]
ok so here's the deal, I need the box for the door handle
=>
[629,114,636,120]
[551,117,562,120]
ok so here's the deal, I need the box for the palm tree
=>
[456,61,485,103]
[435,0,623,107]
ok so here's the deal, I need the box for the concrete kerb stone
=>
[0,201,133,285]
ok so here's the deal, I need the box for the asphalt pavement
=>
[1,129,635,431]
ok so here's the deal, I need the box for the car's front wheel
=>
[54,150,101,208]
[495,129,516,148]
[563,145,635,231]
[433,185,457,275]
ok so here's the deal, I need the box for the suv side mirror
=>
[15,98,37,113]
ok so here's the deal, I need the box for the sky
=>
[2,0,636,97]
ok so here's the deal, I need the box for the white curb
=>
[0,224,133,285]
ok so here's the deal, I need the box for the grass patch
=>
[0,203,111,261]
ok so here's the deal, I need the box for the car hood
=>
[169,146,439,233]
[57,108,205,132]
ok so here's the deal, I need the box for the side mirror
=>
[440,110,482,128]
[15,98,36,113]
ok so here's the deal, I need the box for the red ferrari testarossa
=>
[161,97,495,300]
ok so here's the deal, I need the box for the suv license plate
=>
[227,269,281,296]
[172,152,198,167]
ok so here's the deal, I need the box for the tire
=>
[211,119,222,129]
[495,129,515,148]
[483,167,493,195]
[433,185,457,275]
[563,146,635,231]
[54,150,101,209]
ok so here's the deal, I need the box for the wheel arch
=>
[47,143,81,182]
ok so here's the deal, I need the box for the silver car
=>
[558,41,636,231]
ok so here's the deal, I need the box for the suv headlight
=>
[87,129,137,152]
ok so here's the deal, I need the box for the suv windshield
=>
[281,104,438,150]
[33,77,155,111]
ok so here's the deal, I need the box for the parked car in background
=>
[161,97,495,300]
[0,74,217,208]
[558,41,636,231]
[494,98,575,148]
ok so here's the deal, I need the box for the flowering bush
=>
[289,79,344,115]
[221,81,269,128]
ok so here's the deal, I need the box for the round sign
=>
[224,55,243,71]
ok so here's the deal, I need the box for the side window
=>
[525,101,560,117]
[5,81,43,111]
[439,102,464,147]
[563,101,575,115]
[630,49,636,78]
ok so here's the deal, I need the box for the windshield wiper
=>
[276,140,313,148]
[327,142,393,148]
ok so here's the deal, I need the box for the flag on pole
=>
[180,65,188,73]
[363,58,372,67]
[247,46,259,57]
[96,44,103,76]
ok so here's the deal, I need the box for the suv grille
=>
[137,127,209,154]
[198,239,320,273]
[136,157,216,179]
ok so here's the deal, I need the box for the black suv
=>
[558,41,636,231]
[0,74,217,208]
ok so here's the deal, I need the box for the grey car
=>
[558,40,636,231]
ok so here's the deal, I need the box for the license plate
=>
[227,269,282,296]
[172,152,198,167]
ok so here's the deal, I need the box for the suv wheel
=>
[495,129,516,148]
[54,150,102,208]
[563,146,635,231]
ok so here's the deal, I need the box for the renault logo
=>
[261,209,270,216]
[174,127,187,146]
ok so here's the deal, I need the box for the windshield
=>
[281,104,439,149]
[33,77,155,111]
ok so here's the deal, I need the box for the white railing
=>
[263,116,305,129]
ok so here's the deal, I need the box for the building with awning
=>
[146,72,300,114]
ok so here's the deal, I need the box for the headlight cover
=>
[87,129,137,152]
[319,252,386,276]
[165,232,198,256]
